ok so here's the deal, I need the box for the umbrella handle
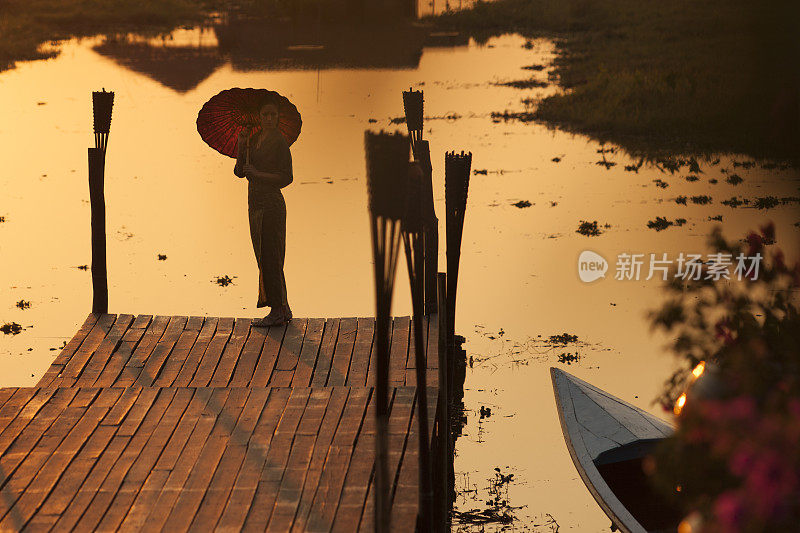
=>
[246,135,251,165]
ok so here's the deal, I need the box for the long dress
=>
[234,130,292,308]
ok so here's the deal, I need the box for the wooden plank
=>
[161,389,248,532]
[74,388,177,531]
[143,388,231,531]
[331,391,377,533]
[345,318,374,387]
[229,325,267,387]
[185,388,270,531]
[0,388,123,529]
[0,389,84,522]
[365,317,388,390]
[56,314,118,386]
[216,388,291,531]
[266,389,332,531]
[45,388,144,525]
[359,388,416,533]
[310,318,339,387]
[0,389,74,486]
[150,388,214,471]
[130,314,153,329]
[37,314,99,386]
[241,388,311,530]
[265,433,316,531]
[96,388,195,531]
[173,317,218,387]
[250,324,287,387]
[389,317,410,387]
[152,319,204,387]
[326,318,357,386]
[36,424,117,517]
[93,324,149,387]
[73,314,135,386]
[51,434,132,531]
[270,319,309,387]
[210,318,253,386]
[291,387,350,532]
[115,315,171,386]
[189,317,235,387]
[0,389,46,448]
[51,314,102,366]
[135,316,188,387]
[290,318,325,388]
[305,387,370,532]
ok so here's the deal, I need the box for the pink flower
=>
[714,492,745,531]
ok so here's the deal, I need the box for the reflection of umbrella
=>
[196,88,302,158]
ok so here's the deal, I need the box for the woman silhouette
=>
[235,101,293,326]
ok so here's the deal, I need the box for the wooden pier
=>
[0,313,444,531]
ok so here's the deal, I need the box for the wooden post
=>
[436,272,449,529]
[88,147,108,314]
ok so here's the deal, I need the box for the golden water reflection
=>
[1,29,798,531]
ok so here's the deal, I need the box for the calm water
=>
[1,24,798,532]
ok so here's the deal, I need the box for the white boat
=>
[550,367,681,533]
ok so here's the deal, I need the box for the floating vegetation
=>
[709,178,719,184]
[490,110,536,122]
[0,216,5,223]
[473,169,488,175]
[675,218,687,226]
[367,118,377,123]
[76,265,89,270]
[576,220,602,236]
[653,179,669,188]
[647,216,675,231]
[657,158,680,173]
[512,200,532,208]
[691,195,712,205]
[157,254,167,261]
[722,196,747,208]
[214,275,236,287]
[548,332,579,344]
[709,215,723,221]
[521,64,546,71]
[726,174,743,185]
[595,159,616,169]
[550,201,558,207]
[497,79,548,89]
[479,406,492,419]
[1,322,23,335]
[675,196,687,205]
[624,159,644,172]
[685,175,699,182]
[558,351,581,365]
[753,196,780,209]
[710,158,721,165]
[453,468,520,526]
[687,157,702,173]
[551,156,561,163]
[732,160,755,169]
[15,300,30,309]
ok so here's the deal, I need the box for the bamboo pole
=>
[365,131,410,533]
[89,88,113,314]
[88,148,107,314]
[436,272,449,529]
[444,151,471,350]
[401,164,434,531]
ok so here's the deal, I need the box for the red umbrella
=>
[196,88,302,158]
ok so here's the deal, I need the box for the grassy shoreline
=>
[432,0,800,160]
[0,0,220,70]
[3,0,798,160]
